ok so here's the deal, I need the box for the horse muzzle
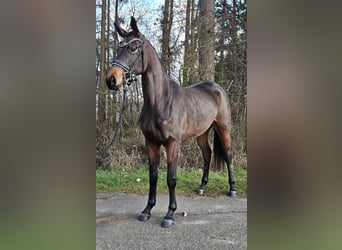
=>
[106,66,124,91]
[106,76,120,91]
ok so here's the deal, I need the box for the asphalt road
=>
[96,192,247,250]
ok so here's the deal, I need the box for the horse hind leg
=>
[197,130,212,195]
[214,126,237,197]
[226,146,237,197]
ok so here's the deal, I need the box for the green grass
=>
[96,166,247,197]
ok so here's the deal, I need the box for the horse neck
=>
[141,45,173,109]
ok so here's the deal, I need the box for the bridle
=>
[112,37,144,87]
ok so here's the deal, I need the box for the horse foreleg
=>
[138,141,161,221]
[161,138,179,228]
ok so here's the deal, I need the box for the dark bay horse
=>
[106,17,236,228]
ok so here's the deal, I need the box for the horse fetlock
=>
[201,177,208,185]
[165,209,175,219]
[147,199,156,207]
[168,203,177,212]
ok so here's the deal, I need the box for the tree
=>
[161,0,174,74]
[183,0,197,86]
[98,0,107,125]
[215,0,247,168]
[198,0,215,81]
[216,0,229,85]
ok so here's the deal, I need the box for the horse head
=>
[106,16,146,90]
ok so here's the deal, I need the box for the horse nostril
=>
[106,76,116,90]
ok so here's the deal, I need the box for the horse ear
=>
[130,16,141,37]
[114,22,128,37]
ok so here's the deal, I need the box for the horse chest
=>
[140,114,178,142]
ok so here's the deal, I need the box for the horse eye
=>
[128,46,138,53]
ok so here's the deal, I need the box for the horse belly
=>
[180,111,215,140]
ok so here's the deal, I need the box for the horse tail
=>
[213,130,224,171]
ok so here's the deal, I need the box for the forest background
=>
[96,0,247,172]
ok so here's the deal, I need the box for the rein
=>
[112,38,144,87]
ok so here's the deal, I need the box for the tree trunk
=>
[161,0,173,74]
[231,0,238,82]
[183,0,191,85]
[113,0,119,59]
[189,0,197,84]
[113,0,120,129]
[218,0,228,85]
[198,0,215,82]
[106,0,111,128]
[98,0,107,125]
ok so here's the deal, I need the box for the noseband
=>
[112,38,144,86]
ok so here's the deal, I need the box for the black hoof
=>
[161,219,174,228]
[228,190,237,197]
[198,189,205,196]
[138,213,151,221]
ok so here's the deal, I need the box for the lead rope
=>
[96,80,129,159]
[97,39,144,161]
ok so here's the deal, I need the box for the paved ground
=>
[96,192,247,250]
